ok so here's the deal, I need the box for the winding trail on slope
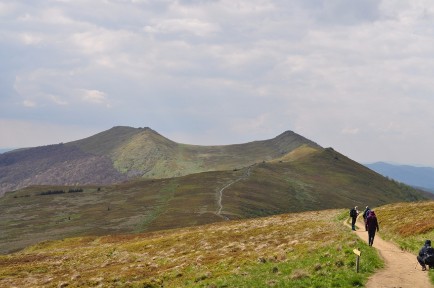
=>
[349,218,433,288]
[215,166,252,220]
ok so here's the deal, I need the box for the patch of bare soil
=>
[352,218,433,288]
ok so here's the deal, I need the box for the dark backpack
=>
[350,208,356,217]
[363,209,371,219]
[424,247,434,266]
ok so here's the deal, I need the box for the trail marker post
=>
[353,248,361,273]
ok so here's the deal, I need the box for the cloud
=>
[19,33,43,45]
[50,95,69,106]
[341,128,359,135]
[2,0,434,166]
[0,2,18,17]
[303,0,381,25]
[145,18,220,36]
[22,100,37,108]
[80,89,110,106]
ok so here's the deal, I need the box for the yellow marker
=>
[353,248,361,272]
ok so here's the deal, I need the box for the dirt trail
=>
[352,218,433,288]
[216,166,252,220]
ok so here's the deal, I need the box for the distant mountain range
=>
[365,162,434,193]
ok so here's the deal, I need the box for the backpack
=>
[363,209,371,219]
[350,208,356,217]
[424,247,434,266]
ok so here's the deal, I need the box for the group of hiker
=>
[349,206,379,246]
[349,205,434,271]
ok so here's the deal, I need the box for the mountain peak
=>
[0,126,322,196]
[279,130,296,136]
[271,130,322,150]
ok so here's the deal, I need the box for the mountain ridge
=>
[0,126,320,196]
[1,146,431,254]
[1,126,432,257]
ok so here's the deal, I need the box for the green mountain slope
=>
[0,147,429,254]
[70,126,321,178]
[0,126,320,195]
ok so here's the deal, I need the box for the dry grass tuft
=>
[373,201,434,256]
[375,201,434,236]
[290,269,310,280]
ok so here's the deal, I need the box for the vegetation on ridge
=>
[2,202,433,287]
[0,209,382,287]
[75,127,322,179]
[372,201,434,283]
[377,201,434,243]
[0,126,321,195]
[0,147,429,254]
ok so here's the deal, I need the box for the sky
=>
[1,0,434,166]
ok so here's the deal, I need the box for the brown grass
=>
[372,201,434,256]
[1,148,428,255]
[375,201,434,236]
[0,209,348,287]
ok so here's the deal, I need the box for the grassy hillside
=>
[0,148,428,254]
[0,209,383,287]
[373,201,434,252]
[71,127,322,179]
[3,202,433,287]
[0,126,321,195]
[67,126,147,155]
[371,201,434,283]
[0,144,127,196]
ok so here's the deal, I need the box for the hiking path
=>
[350,217,433,288]
[216,166,252,220]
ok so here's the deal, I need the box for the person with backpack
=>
[349,206,359,231]
[417,240,434,271]
[362,206,371,231]
[366,210,379,246]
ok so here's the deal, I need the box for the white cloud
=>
[217,0,276,14]
[50,95,69,106]
[0,2,17,16]
[71,30,113,55]
[22,100,37,108]
[145,18,220,36]
[80,89,110,107]
[2,0,434,166]
[341,128,359,135]
[19,33,42,45]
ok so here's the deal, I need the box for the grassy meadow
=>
[0,147,429,255]
[0,209,382,287]
[373,201,434,283]
[1,149,428,255]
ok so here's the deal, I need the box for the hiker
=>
[417,240,434,271]
[362,206,371,231]
[350,206,359,231]
[366,210,379,246]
